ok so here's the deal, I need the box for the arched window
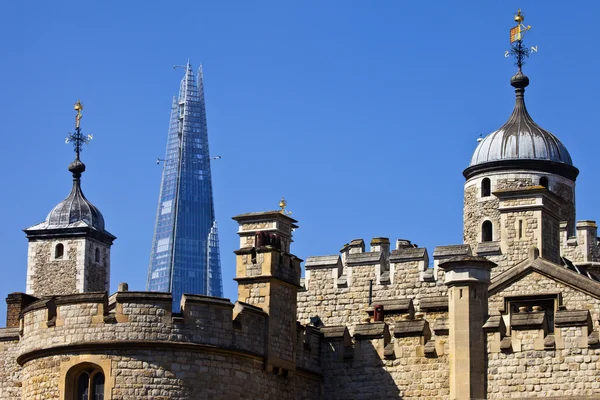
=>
[482,221,493,242]
[55,243,64,259]
[75,369,104,400]
[95,248,100,263]
[539,176,549,188]
[481,178,491,197]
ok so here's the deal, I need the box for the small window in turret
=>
[55,243,64,259]
[482,221,493,242]
[95,248,100,263]
[481,178,491,197]
[539,177,549,188]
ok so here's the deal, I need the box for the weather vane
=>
[279,197,292,215]
[505,9,537,71]
[65,99,93,159]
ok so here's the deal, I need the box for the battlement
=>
[304,237,436,291]
[560,220,600,265]
[14,287,314,369]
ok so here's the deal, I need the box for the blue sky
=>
[1,1,599,324]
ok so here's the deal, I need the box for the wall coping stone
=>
[320,326,348,340]
[305,255,340,269]
[390,247,427,262]
[394,319,430,338]
[433,318,449,336]
[233,301,268,316]
[54,292,107,306]
[113,291,172,303]
[232,210,298,227]
[368,299,414,315]
[419,296,448,311]
[346,252,382,266]
[0,327,19,341]
[182,294,233,308]
[433,244,471,259]
[353,322,388,339]
[555,309,591,327]
[483,315,506,334]
[511,310,546,330]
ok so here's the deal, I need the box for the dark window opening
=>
[518,219,523,239]
[481,178,491,197]
[95,248,100,263]
[539,177,549,188]
[75,369,105,400]
[482,221,493,242]
[55,243,64,259]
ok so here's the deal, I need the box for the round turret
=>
[462,72,578,274]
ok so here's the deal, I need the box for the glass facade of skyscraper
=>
[147,63,223,305]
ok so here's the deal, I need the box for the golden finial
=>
[514,9,525,23]
[279,197,287,214]
[74,99,83,129]
[279,197,292,215]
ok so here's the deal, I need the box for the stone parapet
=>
[16,289,281,367]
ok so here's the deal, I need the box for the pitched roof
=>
[489,256,600,299]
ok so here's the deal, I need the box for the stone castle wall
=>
[298,239,450,399]
[11,290,321,399]
[0,330,20,399]
[487,270,600,398]
[19,350,321,400]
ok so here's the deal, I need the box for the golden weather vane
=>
[505,9,537,72]
[65,99,93,159]
[510,9,531,43]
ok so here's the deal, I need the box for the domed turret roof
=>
[464,73,579,181]
[26,158,108,233]
[44,161,106,231]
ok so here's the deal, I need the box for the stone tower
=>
[440,256,495,400]
[23,102,115,296]
[232,210,302,374]
[462,72,579,275]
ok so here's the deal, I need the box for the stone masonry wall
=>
[27,239,80,296]
[298,259,446,327]
[465,173,575,277]
[463,183,500,250]
[17,293,321,399]
[0,334,21,399]
[84,238,110,292]
[488,271,600,398]
[320,336,449,399]
[20,350,320,400]
[298,249,449,399]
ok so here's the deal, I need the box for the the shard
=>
[147,62,223,304]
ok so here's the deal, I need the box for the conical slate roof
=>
[464,73,579,181]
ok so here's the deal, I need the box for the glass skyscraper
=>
[148,62,223,304]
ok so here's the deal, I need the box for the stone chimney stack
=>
[439,256,496,400]
[232,211,301,375]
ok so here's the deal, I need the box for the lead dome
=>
[464,72,579,181]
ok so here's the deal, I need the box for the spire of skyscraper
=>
[148,62,223,306]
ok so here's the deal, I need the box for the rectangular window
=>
[161,200,173,215]
[157,238,170,253]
